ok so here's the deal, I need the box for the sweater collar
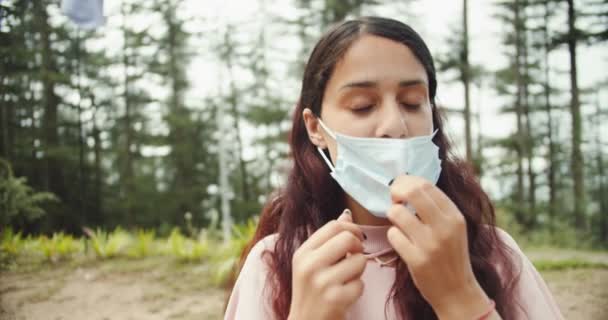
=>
[359,224,392,254]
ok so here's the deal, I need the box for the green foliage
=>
[0,227,39,269]
[0,159,58,226]
[166,228,209,263]
[84,227,132,259]
[210,217,258,286]
[127,229,156,258]
[534,259,608,271]
[38,232,81,262]
[496,206,596,249]
[0,227,24,257]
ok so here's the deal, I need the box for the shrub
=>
[38,232,81,262]
[167,228,209,263]
[127,229,156,258]
[84,227,132,259]
[0,158,58,227]
[211,217,258,286]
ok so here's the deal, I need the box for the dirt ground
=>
[1,252,607,320]
[0,257,226,320]
[542,268,608,319]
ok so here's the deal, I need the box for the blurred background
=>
[0,0,607,319]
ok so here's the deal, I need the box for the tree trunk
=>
[27,79,38,183]
[595,93,606,244]
[475,88,483,176]
[463,0,473,165]
[122,2,136,226]
[35,0,63,196]
[514,0,526,226]
[168,4,184,210]
[223,29,251,202]
[522,16,536,228]
[91,94,103,225]
[567,0,585,229]
[543,2,557,233]
[0,75,8,160]
[75,30,87,226]
[228,79,251,202]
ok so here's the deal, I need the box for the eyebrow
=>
[339,79,426,91]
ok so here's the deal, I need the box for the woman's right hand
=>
[288,210,367,320]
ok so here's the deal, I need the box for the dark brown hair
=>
[234,16,521,320]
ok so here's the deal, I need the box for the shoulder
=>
[493,226,523,253]
[488,226,565,319]
[243,233,279,268]
[484,226,525,281]
[237,233,279,284]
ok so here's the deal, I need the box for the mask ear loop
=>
[317,148,335,171]
[316,119,336,171]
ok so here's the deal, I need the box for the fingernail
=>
[344,208,352,215]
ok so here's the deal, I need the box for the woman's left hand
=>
[385,174,496,320]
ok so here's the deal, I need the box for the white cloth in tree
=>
[61,0,105,29]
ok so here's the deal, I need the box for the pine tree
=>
[436,0,486,172]
[494,0,530,228]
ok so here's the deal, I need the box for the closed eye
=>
[401,102,420,110]
[352,104,374,113]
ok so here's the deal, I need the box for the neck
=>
[345,195,391,226]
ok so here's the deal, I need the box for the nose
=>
[376,100,408,139]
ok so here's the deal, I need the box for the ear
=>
[302,108,328,148]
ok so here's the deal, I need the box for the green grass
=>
[533,259,608,271]
[166,228,210,263]
[38,233,81,262]
[84,227,132,259]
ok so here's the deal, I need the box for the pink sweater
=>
[224,225,564,320]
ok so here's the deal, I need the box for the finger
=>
[386,203,427,243]
[423,184,461,218]
[386,226,420,265]
[337,210,358,246]
[389,174,424,204]
[300,218,364,252]
[337,209,352,222]
[314,231,364,266]
[328,278,364,305]
[405,185,443,226]
[342,278,365,303]
[337,209,355,258]
[317,253,367,285]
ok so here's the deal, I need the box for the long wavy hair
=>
[232,17,521,320]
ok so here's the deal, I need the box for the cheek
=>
[423,105,434,130]
[406,105,434,135]
[424,109,434,130]
[326,137,338,164]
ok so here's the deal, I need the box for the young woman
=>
[224,17,563,320]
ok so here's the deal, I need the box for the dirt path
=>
[542,268,608,319]
[1,257,607,319]
[0,258,225,320]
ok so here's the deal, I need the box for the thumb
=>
[337,208,352,222]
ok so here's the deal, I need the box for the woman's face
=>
[303,34,434,164]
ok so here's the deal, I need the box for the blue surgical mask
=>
[316,119,442,218]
